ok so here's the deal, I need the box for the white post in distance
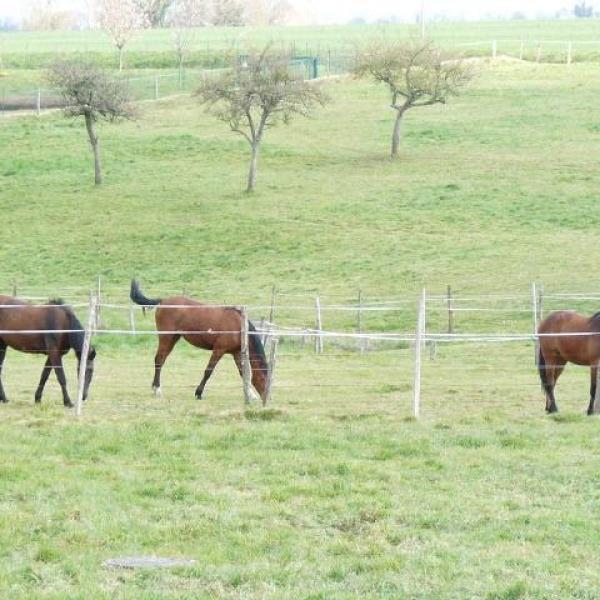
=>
[413,288,426,419]
[76,293,97,417]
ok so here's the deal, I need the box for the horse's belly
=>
[558,338,596,366]
[182,333,216,350]
[1,334,46,353]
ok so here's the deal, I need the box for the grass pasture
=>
[1,341,600,599]
[2,19,600,70]
[2,36,600,598]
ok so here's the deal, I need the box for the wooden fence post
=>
[76,293,96,417]
[154,76,159,100]
[240,306,252,405]
[269,285,276,325]
[263,337,278,406]
[36,89,41,116]
[519,40,524,60]
[492,39,497,59]
[567,41,572,66]
[314,295,323,354]
[536,42,542,63]
[413,289,426,419]
[95,275,101,328]
[12,282,17,297]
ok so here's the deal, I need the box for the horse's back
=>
[0,297,71,354]
[538,310,591,334]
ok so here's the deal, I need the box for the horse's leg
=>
[588,365,600,416]
[194,348,225,400]
[545,360,565,414]
[49,350,72,408]
[34,357,53,403]
[0,342,7,403]
[152,335,180,397]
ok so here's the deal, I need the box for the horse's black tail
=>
[537,343,549,392]
[248,320,269,376]
[67,311,85,361]
[130,279,161,314]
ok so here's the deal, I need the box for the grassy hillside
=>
[2,61,599,304]
[2,58,600,599]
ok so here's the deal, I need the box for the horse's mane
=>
[591,311,600,324]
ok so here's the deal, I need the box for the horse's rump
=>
[538,310,600,367]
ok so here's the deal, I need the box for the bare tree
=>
[96,0,147,71]
[168,0,211,83]
[353,40,474,158]
[134,0,174,27]
[212,0,245,25]
[48,61,136,185]
[244,0,293,25]
[195,47,328,192]
[23,0,77,30]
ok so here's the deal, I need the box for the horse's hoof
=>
[64,401,74,409]
[195,390,203,400]
[0,398,8,404]
[152,386,162,398]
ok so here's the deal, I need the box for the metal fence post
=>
[263,337,278,406]
[315,295,323,354]
[413,288,426,419]
[76,293,96,417]
[240,306,252,405]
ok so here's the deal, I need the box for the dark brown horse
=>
[130,280,268,401]
[538,310,600,415]
[0,296,96,407]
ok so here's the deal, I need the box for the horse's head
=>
[81,346,96,401]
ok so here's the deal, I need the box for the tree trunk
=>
[178,55,184,89]
[246,141,260,193]
[391,108,405,158]
[84,113,102,185]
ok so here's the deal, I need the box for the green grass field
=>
[2,19,600,69]
[2,31,600,597]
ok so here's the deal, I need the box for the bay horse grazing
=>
[538,310,600,415]
[0,296,96,407]
[130,280,268,401]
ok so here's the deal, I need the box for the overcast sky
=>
[0,0,583,24]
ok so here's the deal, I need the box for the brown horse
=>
[130,280,268,401]
[538,310,600,415]
[0,296,96,407]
